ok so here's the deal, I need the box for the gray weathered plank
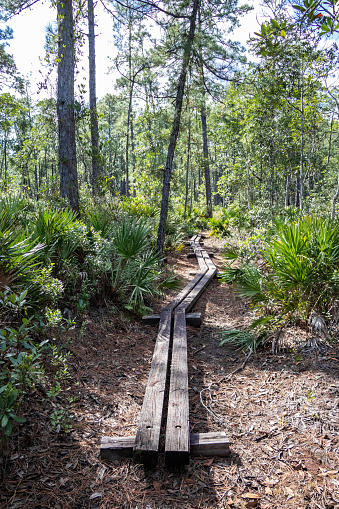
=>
[141,314,163,326]
[165,308,190,466]
[104,234,218,467]
[133,308,172,467]
[142,312,201,327]
[101,432,230,461]
[101,436,134,460]
[176,269,217,314]
[190,432,230,456]
[162,271,207,313]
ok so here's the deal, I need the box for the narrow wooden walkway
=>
[100,235,230,467]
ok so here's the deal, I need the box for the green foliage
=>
[46,345,75,433]
[222,215,339,339]
[208,215,231,238]
[219,328,263,352]
[32,266,63,306]
[85,208,114,238]
[31,206,78,267]
[164,215,191,251]
[121,197,159,218]
[0,384,25,436]
[0,301,46,438]
[110,216,162,314]
[292,0,339,35]
[113,216,153,259]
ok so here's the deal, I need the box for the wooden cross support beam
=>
[101,432,230,462]
[142,312,202,327]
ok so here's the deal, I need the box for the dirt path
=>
[1,236,338,509]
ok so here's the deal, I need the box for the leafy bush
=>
[208,215,231,238]
[121,196,159,218]
[110,217,159,314]
[30,206,78,268]
[0,296,46,437]
[184,207,209,230]
[85,208,114,238]
[221,215,339,347]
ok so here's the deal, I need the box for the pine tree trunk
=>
[4,136,7,183]
[299,77,304,212]
[57,0,79,212]
[125,82,134,197]
[198,12,212,219]
[246,159,251,210]
[285,172,290,207]
[184,122,191,219]
[156,0,200,257]
[88,0,100,194]
[200,97,212,217]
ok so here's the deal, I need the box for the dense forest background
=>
[0,0,338,223]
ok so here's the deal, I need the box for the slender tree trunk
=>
[200,93,212,217]
[299,77,304,212]
[156,0,200,257]
[189,178,193,216]
[88,0,100,194]
[327,113,334,167]
[125,81,134,197]
[331,175,339,219]
[246,158,251,210]
[34,165,38,195]
[198,60,212,217]
[327,113,339,219]
[4,136,7,183]
[184,121,191,219]
[57,0,79,212]
[285,172,290,207]
[295,174,300,208]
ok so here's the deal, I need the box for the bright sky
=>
[3,0,264,101]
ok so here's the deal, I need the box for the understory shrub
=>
[110,216,174,314]
[220,215,339,350]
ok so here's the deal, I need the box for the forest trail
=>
[0,235,338,509]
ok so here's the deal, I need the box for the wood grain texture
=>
[100,436,134,460]
[165,308,190,467]
[190,432,230,456]
[104,235,218,467]
[142,312,201,327]
[133,308,172,467]
[176,269,217,314]
[100,432,230,461]
[162,271,207,313]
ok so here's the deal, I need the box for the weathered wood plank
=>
[103,234,218,467]
[190,432,230,456]
[133,308,172,467]
[101,436,134,460]
[162,271,207,313]
[141,314,162,326]
[165,309,190,467]
[176,269,217,314]
[142,312,201,327]
[101,432,230,461]
[186,312,202,327]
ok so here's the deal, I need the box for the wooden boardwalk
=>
[100,235,230,467]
